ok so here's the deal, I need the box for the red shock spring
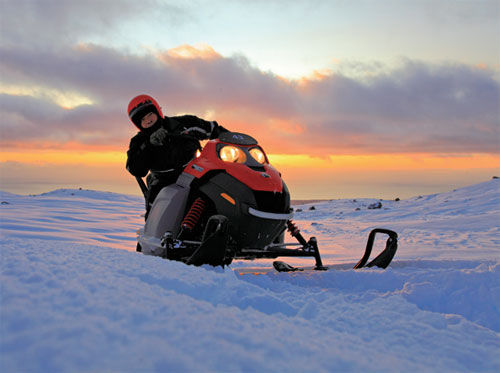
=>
[182,197,207,230]
[287,220,300,236]
[287,219,308,246]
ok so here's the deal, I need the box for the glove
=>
[212,122,229,139]
[149,127,169,146]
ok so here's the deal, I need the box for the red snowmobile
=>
[136,132,398,271]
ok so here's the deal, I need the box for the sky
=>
[0,0,499,199]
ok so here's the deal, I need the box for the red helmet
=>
[127,94,163,129]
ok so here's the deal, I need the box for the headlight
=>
[249,148,266,164]
[219,145,247,163]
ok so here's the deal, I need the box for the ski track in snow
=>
[1,181,499,372]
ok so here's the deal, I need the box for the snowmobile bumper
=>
[247,207,293,220]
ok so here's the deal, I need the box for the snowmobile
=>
[135,132,398,271]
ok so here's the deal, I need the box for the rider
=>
[126,94,228,216]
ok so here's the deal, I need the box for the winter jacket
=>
[126,115,228,178]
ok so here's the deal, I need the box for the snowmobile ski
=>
[273,260,304,272]
[354,228,398,269]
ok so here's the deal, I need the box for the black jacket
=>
[126,115,228,178]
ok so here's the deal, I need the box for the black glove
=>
[149,127,169,146]
[211,121,230,139]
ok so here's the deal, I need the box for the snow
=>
[1,180,499,372]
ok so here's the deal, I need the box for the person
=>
[126,94,228,216]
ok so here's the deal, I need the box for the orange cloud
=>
[164,44,221,60]
[302,68,333,83]
[267,118,305,135]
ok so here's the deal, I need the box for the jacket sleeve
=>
[126,133,152,177]
[174,115,229,140]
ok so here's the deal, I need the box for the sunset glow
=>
[2,145,498,171]
[2,144,498,199]
[0,149,124,165]
[0,1,498,199]
[269,153,500,171]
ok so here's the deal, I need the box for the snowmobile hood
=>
[184,134,283,193]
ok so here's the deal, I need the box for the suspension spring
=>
[287,219,308,246]
[182,197,207,231]
[287,220,300,236]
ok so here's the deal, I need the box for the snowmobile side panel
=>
[176,172,196,188]
[141,184,190,255]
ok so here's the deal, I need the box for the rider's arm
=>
[174,115,229,140]
[126,133,152,177]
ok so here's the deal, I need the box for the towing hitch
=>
[354,228,398,269]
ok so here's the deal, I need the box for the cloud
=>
[294,61,499,153]
[0,94,124,146]
[0,0,186,48]
[0,42,498,155]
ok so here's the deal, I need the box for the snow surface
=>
[1,180,499,372]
